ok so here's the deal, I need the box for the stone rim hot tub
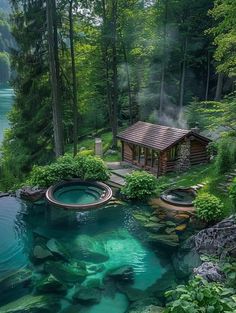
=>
[46,179,113,210]
[160,187,197,207]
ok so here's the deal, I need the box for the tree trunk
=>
[121,36,133,125]
[159,0,168,116]
[179,37,187,108]
[69,0,78,156]
[205,50,210,101]
[46,0,64,157]
[215,72,224,101]
[111,0,118,149]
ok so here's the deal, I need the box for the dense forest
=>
[0,0,235,187]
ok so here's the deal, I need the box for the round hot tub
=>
[160,187,196,207]
[46,179,112,210]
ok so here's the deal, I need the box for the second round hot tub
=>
[160,187,196,207]
[46,179,112,210]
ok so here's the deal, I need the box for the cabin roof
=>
[117,121,210,151]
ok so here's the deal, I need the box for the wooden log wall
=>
[122,141,133,163]
[190,140,209,165]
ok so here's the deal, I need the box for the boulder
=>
[33,245,53,262]
[73,286,102,304]
[128,300,164,313]
[147,234,179,247]
[0,295,60,313]
[117,285,148,302]
[19,186,46,202]
[44,261,87,284]
[0,269,32,293]
[172,249,202,279]
[193,262,225,282]
[106,266,134,283]
[36,274,67,293]
[60,305,82,313]
[46,238,71,261]
[74,235,109,263]
[84,278,103,289]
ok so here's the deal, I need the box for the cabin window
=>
[133,145,139,162]
[152,150,159,167]
[146,148,152,166]
[168,146,178,161]
[139,147,145,165]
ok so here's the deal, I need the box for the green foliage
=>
[75,155,110,182]
[215,138,236,174]
[0,51,10,83]
[77,149,94,157]
[165,276,236,313]
[194,192,224,222]
[223,261,236,288]
[121,171,157,200]
[229,178,236,210]
[27,154,110,187]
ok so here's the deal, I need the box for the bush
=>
[229,178,236,210]
[27,154,109,187]
[121,171,157,200]
[75,155,110,181]
[193,192,224,222]
[215,138,236,174]
[165,276,236,313]
[77,149,94,157]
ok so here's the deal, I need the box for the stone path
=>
[106,162,135,187]
[218,168,236,194]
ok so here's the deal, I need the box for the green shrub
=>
[75,155,110,181]
[165,276,236,313]
[193,192,224,222]
[229,178,236,210]
[121,171,157,200]
[215,138,236,174]
[77,149,94,157]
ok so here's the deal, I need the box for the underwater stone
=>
[35,274,67,293]
[173,249,202,279]
[60,304,82,313]
[107,266,134,283]
[0,268,32,293]
[33,245,53,261]
[84,278,103,289]
[46,238,71,261]
[147,234,179,247]
[73,286,102,304]
[44,261,88,284]
[0,295,60,313]
[128,299,164,313]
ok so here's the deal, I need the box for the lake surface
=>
[0,86,14,144]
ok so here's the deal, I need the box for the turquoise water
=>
[0,198,176,312]
[0,86,14,144]
[54,185,102,205]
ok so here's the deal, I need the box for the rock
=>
[73,286,102,304]
[36,274,67,293]
[60,305,82,313]
[46,238,71,261]
[44,261,88,284]
[165,227,176,234]
[174,214,190,222]
[0,269,32,293]
[19,186,46,202]
[117,285,148,302]
[107,266,134,283]
[0,192,9,198]
[33,245,53,261]
[147,234,179,247]
[147,270,177,297]
[185,215,236,258]
[84,278,103,289]
[175,224,187,232]
[149,216,161,223]
[173,249,202,279]
[0,295,60,313]
[164,221,176,227]
[73,235,109,263]
[87,263,105,275]
[193,262,225,282]
[105,149,117,156]
[128,300,164,313]
[142,305,164,313]
[133,213,150,223]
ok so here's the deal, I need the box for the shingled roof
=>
[117,121,210,151]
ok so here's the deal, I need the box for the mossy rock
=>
[73,286,102,304]
[147,234,179,247]
[35,274,67,294]
[0,295,60,313]
[46,238,71,261]
[44,261,88,284]
[0,269,32,293]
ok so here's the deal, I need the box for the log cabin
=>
[117,121,211,176]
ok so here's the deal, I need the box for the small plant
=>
[193,192,224,222]
[121,170,157,200]
[229,178,236,210]
[77,149,94,157]
[165,276,236,313]
[76,155,110,181]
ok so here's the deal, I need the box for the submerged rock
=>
[173,249,201,279]
[0,295,60,313]
[128,301,164,313]
[73,286,102,304]
[106,266,134,283]
[73,234,109,263]
[44,261,87,284]
[147,234,179,247]
[193,262,225,282]
[33,244,53,262]
[0,269,32,293]
[46,238,71,261]
[36,274,67,293]
[60,304,82,313]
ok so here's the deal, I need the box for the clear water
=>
[54,185,102,205]
[0,86,14,144]
[0,198,175,312]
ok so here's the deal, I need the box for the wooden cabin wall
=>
[190,139,209,165]
[122,141,133,163]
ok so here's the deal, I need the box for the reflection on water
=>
[0,87,14,144]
